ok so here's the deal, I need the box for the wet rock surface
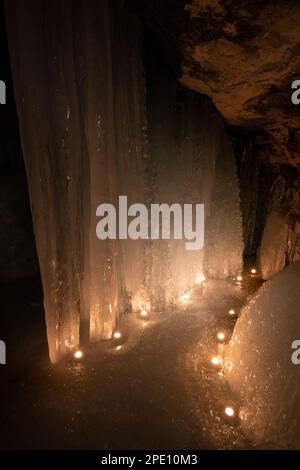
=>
[135,0,300,167]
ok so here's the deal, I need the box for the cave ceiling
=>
[136,0,300,167]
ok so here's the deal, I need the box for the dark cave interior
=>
[0,0,300,451]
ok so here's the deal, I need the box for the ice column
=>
[5,0,86,362]
[5,0,148,360]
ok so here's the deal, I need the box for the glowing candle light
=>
[217,332,225,342]
[225,406,234,417]
[113,331,121,339]
[74,350,83,359]
[211,356,222,366]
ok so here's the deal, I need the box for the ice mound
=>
[224,261,300,448]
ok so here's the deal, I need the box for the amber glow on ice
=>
[180,291,191,302]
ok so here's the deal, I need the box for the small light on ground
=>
[141,309,148,317]
[217,332,225,341]
[236,275,243,282]
[228,308,236,316]
[211,356,222,366]
[225,406,235,417]
[250,268,257,274]
[74,350,83,359]
[115,345,122,351]
[181,292,191,302]
[113,331,121,339]
[142,322,148,327]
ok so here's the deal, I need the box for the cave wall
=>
[134,0,300,166]
[257,166,300,279]
[0,2,38,282]
[237,136,300,279]
[134,0,300,280]
[0,174,38,281]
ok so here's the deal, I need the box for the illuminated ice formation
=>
[225,261,300,448]
[6,0,243,362]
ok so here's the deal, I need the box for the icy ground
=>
[0,276,266,449]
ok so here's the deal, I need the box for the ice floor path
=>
[1,279,264,449]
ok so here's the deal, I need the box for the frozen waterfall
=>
[5,0,243,362]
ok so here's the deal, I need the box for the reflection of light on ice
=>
[139,300,151,318]
[179,288,193,304]
[64,336,75,349]
[179,274,207,306]
[195,273,206,285]
[182,292,190,302]
[217,332,225,342]
[225,359,233,372]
